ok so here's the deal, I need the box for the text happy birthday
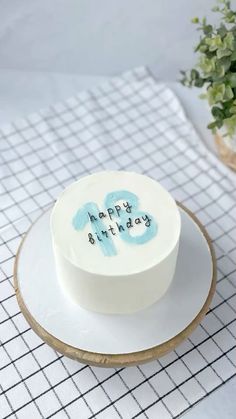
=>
[87,201,152,244]
[72,189,157,256]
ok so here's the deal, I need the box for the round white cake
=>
[50,171,181,313]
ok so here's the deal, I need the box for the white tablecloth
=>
[0,67,236,419]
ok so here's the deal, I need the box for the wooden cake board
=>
[14,203,216,367]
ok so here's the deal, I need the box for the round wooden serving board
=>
[14,203,216,367]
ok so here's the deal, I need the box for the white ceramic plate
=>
[14,204,215,365]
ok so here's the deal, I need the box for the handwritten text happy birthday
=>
[87,201,152,245]
[72,190,157,256]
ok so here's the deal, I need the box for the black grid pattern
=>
[0,66,236,419]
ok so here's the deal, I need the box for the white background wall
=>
[0,0,221,79]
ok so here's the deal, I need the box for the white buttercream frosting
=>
[51,171,181,276]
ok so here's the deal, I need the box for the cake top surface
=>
[50,171,181,276]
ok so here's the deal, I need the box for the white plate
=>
[14,204,215,366]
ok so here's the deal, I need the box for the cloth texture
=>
[0,67,236,419]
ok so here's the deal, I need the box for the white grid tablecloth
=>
[0,67,236,419]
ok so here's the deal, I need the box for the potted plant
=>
[181,0,236,170]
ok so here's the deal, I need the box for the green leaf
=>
[224,85,234,100]
[207,121,217,129]
[217,24,227,37]
[179,70,193,87]
[224,114,236,136]
[230,50,236,60]
[205,35,222,51]
[215,64,226,78]
[220,57,231,72]
[223,32,234,50]
[194,42,201,52]
[216,119,223,128]
[224,108,232,117]
[199,44,208,53]
[198,56,216,74]
[228,72,236,86]
[194,78,205,87]
[229,105,236,113]
[207,121,217,133]
[223,99,234,110]
[211,106,224,119]
[217,48,232,58]
[225,11,236,23]
[203,25,213,35]
[207,83,225,105]
[205,50,217,59]
[191,69,199,80]
[191,17,199,24]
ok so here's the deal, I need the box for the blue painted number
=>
[105,190,157,245]
[73,190,157,256]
